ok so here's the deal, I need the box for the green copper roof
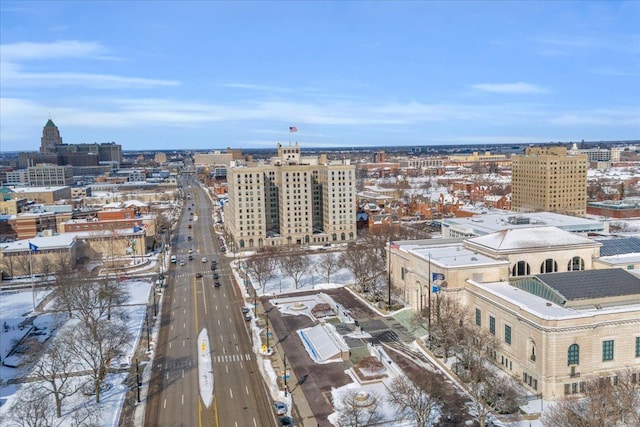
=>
[45,119,56,127]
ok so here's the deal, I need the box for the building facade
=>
[511,146,588,215]
[225,143,356,250]
[27,164,74,187]
[388,227,640,400]
[40,119,63,154]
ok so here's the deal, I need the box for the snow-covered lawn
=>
[0,279,153,427]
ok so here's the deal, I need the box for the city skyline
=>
[1,0,639,152]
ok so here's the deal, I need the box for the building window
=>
[568,256,585,271]
[511,260,530,276]
[489,316,495,335]
[568,344,579,365]
[505,325,511,345]
[475,308,481,326]
[636,337,640,357]
[602,340,614,361]
[540,258,558,273]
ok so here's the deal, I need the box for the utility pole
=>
[283,353,288,396]
[136,359,141,403]
[266,314,270,350]
[145,312,151,352]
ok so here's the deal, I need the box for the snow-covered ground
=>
[0,279,153,427]
[2,248,551,427]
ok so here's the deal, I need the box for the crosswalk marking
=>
[213,353,252,363]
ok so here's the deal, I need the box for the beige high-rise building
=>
[511,146,588,215]
[225,143,356,250]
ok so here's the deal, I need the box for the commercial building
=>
[9,186,72,204]
[511,146,588,215]
[225,143,356,250]
[27,164,74,187]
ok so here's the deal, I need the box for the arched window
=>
[332,233,337,241]
[568,344,580,365]
[530,341,536,362]
[568,256,585,271]
[512,261,530,276]
[341,232,345,241]
[249,239,254,248]
[540,258,558,273]
[239,239,245,248]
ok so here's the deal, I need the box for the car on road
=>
[179,260,186,266]
[201,257,207,262]
[195,272,202,278]
[273,401,288,415]
[279,416,294,426]
[188,224,192,228]
[241,306,250,314]
[213,273,219,280]
[187,236,192,241]
[214,281,221,287]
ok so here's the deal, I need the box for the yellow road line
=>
[193,278,202,427]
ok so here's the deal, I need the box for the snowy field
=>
[0,279,153,427]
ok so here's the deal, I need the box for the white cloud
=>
[1,63,180,89]
[471,82,549,94]
[1,40,106,61]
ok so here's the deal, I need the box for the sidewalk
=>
[267,327,318,427]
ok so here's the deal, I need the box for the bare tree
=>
[5,384,57,427]
[278,251,310,290]
[245,252,277,293]
[315,252,340,284]
[29,332,81,418]
[428,293,468,363]
[387,374,443,426]
[339,244,381,294]
[0,253,17,277]
[338,388,382,427]
[62,316,132,403]
[542,372,640,427]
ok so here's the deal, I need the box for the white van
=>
[170,255,177,263]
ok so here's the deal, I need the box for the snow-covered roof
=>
[123,200,148,208]
[399,240,508,269]
[467,226,599,252]
[444,211,606,235]
[472,275,640,321]
[1,234,76,252]
[10,186,69,193]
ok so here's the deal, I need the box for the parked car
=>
[201,257,207,263]
[273,401,288,415]
[279,416,294,426]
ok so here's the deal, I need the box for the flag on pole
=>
[133,225,142,233]
[389,241,400,249]
[289,126,297,133]
[29,242,38,252]
[432,285,441,293]
[432,272,445,281]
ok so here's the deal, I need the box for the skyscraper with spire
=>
[40,118,63,154]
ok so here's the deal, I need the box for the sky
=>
[1,0,639,152]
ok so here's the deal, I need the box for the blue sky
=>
[1,1,639,152]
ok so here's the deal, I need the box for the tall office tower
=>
[40,119,63,153]
[225,143,356,251]
[511,146,588,215]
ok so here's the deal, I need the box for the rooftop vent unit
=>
[508,216,530,225]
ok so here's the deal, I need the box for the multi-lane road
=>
[145,173,275,427]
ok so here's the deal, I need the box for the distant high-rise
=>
[511,146,588,215]
[40,119,63,154]
[225,142,356,250]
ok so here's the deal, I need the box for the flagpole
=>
[29,241,35,311]
[428,253,431,345]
